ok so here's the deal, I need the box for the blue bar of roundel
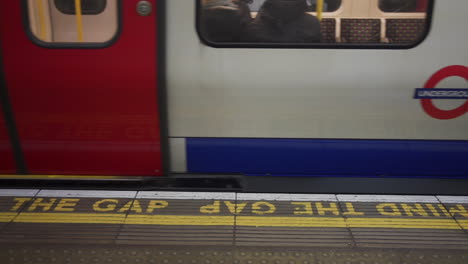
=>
[414,88,468,99]
[186,138,468,177]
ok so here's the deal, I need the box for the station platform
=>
[0,189,467,263]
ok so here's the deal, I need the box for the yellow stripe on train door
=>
[75,0,84,42]
[36,0,47,40]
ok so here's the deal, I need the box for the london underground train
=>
[0,0,467,192]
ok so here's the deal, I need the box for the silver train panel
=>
[166,0,468,140]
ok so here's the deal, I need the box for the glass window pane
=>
[54,0,107,15]
[198,0,432,47]
[27,0,119,44]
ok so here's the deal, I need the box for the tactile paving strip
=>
[1,190,468,263]
[0,246,467,264]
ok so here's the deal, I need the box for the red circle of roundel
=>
[421,65,468,120]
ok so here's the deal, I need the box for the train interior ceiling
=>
[200,0,430,44]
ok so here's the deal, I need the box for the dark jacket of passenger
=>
[201,0,253,42]
[244,0,321,43]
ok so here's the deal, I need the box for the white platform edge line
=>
[36,190,138,198]
[0,189,39,197]
[136,191,236,200]
[237,193,337,201]
[3,190,465,203]
[337,195,439,203]
[437,196,468,204]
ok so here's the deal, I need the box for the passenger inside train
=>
[200,0,322,43]
[200,0,253,42]
[199,0,430,45]
[244,0,322,43]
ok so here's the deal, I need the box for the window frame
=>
[195,0,435,49]
[22,0,122,49]
[54,0,108,16]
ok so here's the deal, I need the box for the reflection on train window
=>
[26,0,118,44]
[54,0,107,15]
[379,0,428,13]
[198,0,432,46]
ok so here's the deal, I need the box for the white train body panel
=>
[166,0,468,140]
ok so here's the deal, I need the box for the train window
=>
[25,0,119,45]
[197,0,433,47]
[379,0,428,13]
[54,0,107,15]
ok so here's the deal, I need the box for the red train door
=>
[0,0,164,176]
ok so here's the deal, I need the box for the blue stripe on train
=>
[186,138,468,177]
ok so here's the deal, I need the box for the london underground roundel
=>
[418,65,468,120]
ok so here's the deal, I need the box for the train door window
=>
[26,0,119,45]
[197,0,433,48]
